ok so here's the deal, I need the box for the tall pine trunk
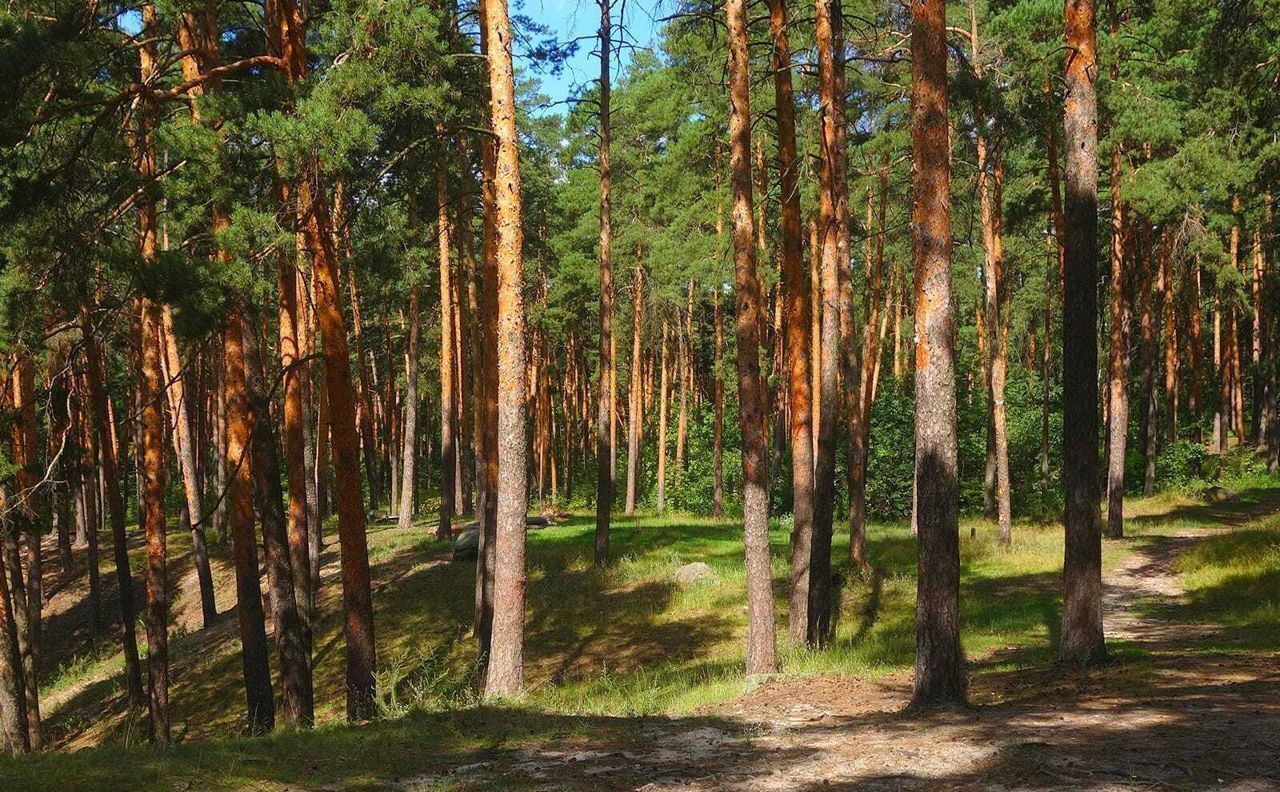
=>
[768,0,813,626]
[594,0,614,566]
[222,305,275,733]
[481,0,528,698]
[725,0,777,674]
[909,0,965,708]
[1060,0,1106,667]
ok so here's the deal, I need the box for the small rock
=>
[674,562,719,588]
[453,527,480,561]
[1203,485,1238,503]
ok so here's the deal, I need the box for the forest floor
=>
[5,479,1280,790]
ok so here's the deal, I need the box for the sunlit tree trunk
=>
[1105,145,1128,539]
[767,0,813,637]
[808,0,845,646]
[274,0,377,717]
[481,0,528,698]
[134,8,169,741]
[725,0,777,673]
[595,0,615,566]
[909,0,965,708]
[222,305,275,734]
[438,140,457,540]
[1060,0,1106,667]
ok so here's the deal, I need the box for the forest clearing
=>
[1,0,1279,787]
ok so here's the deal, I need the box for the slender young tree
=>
[1060,0,1107,667]
[398,279,422,531]
[725,0,777,675]
[909,0,965,709]
[481,0,528,698]
[79,304,145,706]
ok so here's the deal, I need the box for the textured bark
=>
[222,309,275,733]
[241,308,315,727]
[133,10,169,741]
[0,480,27,753]
[279,209,313,622]
[726,0,777,675]
[80,305,145,705]
[481,0,528,698]
[807,0,845,647]
[7,355,41,747]
[274,0,377,712]
[594,0,614,567]
[909,0,965,708]
[1104,145,1128,540]
[438,142,457,541]
[1060,0,1106,667]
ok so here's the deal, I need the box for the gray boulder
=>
[1204,485,1238,503]
[674,562,718,589]
[453,527,480,561]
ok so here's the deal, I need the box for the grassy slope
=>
[6,477,1280,790]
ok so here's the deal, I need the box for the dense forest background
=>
[0,0,1277,759]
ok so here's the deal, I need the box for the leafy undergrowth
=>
[7,477,1280,790]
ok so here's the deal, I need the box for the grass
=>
[6,473,1280,790]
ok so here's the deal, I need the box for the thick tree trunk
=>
[725,0,777,674]
[481,0,528,698]
[133,13,169,740]
[7,354,41,747]
[807,0,846,647]
[438,144,457,541]
[1060,0,1106,667]
[222,308,275,733]
[279,207,314,621]
[768,0,813,625]
[595,0,614,565]
[909,0,965,708]
[0,483,28,754]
